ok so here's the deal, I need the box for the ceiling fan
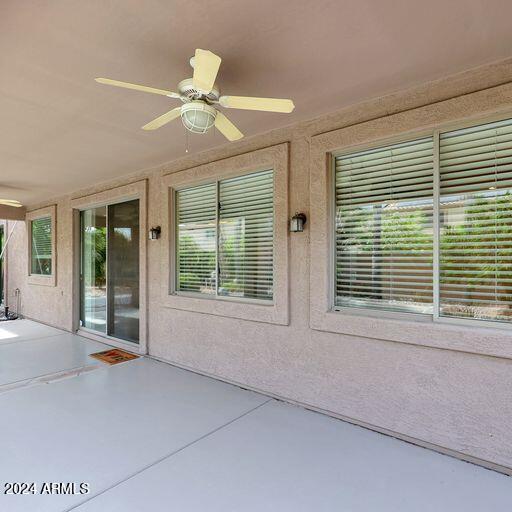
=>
[95,49,295,141]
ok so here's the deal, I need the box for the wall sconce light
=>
[149,226,161,240]
[290,213,307,233]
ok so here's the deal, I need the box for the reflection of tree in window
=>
[338,201,433,309]
[84,225,106,286]
[439,117,512,323]
[335,137,434,314]
[440,191,512,321]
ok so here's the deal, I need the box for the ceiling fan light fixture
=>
[181,101,217,134]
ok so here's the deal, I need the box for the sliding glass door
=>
[80,199,139,343]
[107,200,140,342]
[81,206,107,333]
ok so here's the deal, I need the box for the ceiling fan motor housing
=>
[178,78,220,103]
[181,101,217,134]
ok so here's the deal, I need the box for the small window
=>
[176,169,274,301]
[30,216,52,276]
[334,137,434,314]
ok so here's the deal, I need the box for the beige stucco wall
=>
[7,59,512,473]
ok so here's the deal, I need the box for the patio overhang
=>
[0,204,26,221]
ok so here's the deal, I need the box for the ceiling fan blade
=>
[214,111,243,141]
[142,107,182,130]
[0,199,22,207]
[192,49,221,94]
[219,96,295,113]
[95,78,180,98]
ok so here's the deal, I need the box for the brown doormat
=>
[90,348,140,365]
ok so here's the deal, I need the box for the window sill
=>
[333,305,432,323]
[161,291,287,325]
[311,307,512,360]
[175,291,274,307]
[27,274,56,287]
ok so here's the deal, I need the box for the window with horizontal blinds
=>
[175,169,274,301]
[176,183,217,294]
[334,137,434,313]
[31,216,52,275]
[439,118,512,323]
[219,170,273,300]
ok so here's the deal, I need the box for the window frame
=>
[161,143,290,326]
[27,205,57,287]
[309,90,512,360]
[173,169,275,305]
[329,117,512,332]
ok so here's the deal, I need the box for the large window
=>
[30,216,52,276]
[334,117,512,325]
[176,169,274,301]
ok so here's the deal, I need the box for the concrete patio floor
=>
[0,320,510,511]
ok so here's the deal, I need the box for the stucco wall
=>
[7,59,512,473]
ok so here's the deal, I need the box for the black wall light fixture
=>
[290,213,307,233]
[149,226,161,240]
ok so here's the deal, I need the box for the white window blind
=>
[334,138,434,313]
[176,183,217,295]
[31,216,52,276]
[439,118,512,323]
[176,169,274,301]
[219,170,274,300]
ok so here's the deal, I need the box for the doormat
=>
[89,349,140,365]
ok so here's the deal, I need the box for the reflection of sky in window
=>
[339,198,433,212]
[220,218,245,237]
[442,189,512,203]
[440,190,512,227]
[180,222,215,251]
[339,191,512,212]
[114,227,132,241]
[382,198,433,210]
